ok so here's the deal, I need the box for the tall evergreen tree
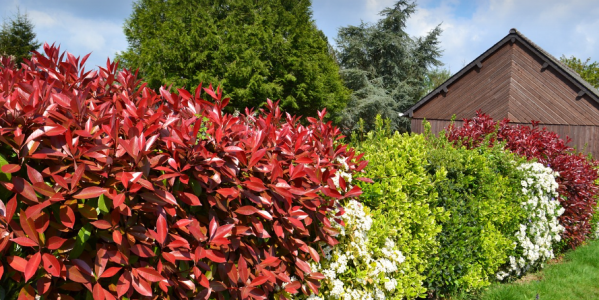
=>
[336,1,443,133]
[0,10,41,66]
[117,0,349,118]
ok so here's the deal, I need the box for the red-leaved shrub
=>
[0,44,367,299]
[446,111,599,249]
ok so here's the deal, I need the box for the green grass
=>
[472,239,599,300]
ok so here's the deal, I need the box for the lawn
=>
[473,239,599,300]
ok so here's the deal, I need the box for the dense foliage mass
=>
[0,10,41,67]
[446,112,599,248]
[0,45,367,299]
[559,55,599,89]
[424,128,528,296]
[348,117,446,299]
[117,0,349,119]
[335,0,443,134]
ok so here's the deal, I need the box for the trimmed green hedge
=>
[423,125,527,296]
[354,117,447,299]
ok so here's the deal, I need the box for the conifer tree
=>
[0,10,41,66]
[117,0,349,118]
[336,1,443,133]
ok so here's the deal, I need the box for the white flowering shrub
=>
[309,200,406,300]
[496,162,565,280]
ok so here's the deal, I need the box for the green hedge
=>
[349,118,531,298]
[353,117,448,299]
[423,127,528,296]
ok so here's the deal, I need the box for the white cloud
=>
[400,0,599,74]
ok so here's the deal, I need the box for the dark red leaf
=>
[24,252,41,281]
[8,256,27,272]
[42,253,61,277]
[10,237,37,247]
[73,187,106,199]
[130,244,155,258]
[1,164,20,173]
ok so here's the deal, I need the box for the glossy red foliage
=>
[0,45,367,299]
[446,111,599,249]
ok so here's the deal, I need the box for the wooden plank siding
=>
[411,118,599,159]
[412,42,513,120]
[509,41,599,125]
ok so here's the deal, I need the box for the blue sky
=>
[1,0,598,75]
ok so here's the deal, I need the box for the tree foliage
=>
[335,0,443,134]
[423,68,451,95]
[116,0,349,118]
[560,55,599,89]
[0,10,41,67]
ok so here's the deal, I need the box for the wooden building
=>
[405,28,599,157]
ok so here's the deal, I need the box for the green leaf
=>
[70,223,93,259]
[98,194,111,215]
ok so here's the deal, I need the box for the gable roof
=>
[405,28,599,118]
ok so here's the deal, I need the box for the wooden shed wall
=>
[411,118,599,158]
[509,41,599,125]
[412,42,512,120]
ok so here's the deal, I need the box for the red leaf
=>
[100,267,122,278]
[249,275,269,287]
[1,164,20,173]
[42,253,61,277]
[344,185,362,198]
[216,187,239,198]
[26,165,44,185]
[136,267,165,282]
[130,244,155,258]
[24,252,41,281]
[17,284,36,300]
[238,257,249,284]
[8,256,27,272]
[25,200,53,219]
[90,220,112,229]
[112,231,122,245]
[13,177,38,202]
[284,281,301,293]
[156,207,167,245]
[19,210,39,245]
[47,236,68,250]
[73,187,106,199]
[5,195,17,221]
[132,275,153,296]
[235,206,259,215]
[113,194,125,207]
[212,224,234,241]
[10,237,38,247]
[248,148,267,169]
[60,205,76,229]
[205,249,226,263]
[116,272,131,298]
[259,257,281,267]
[93,283,105,300]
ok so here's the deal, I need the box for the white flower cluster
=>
[312,200,405,300]
[331,157,353,191]
[497,162,565,280]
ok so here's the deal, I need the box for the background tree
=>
[0,10,41,67]
[423,68,451,95]
[560,55,599,89]
[117,0,349,118]
[336,0,443,133]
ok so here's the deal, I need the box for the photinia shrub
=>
[0,44,368,299]
[446,111,599,249]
